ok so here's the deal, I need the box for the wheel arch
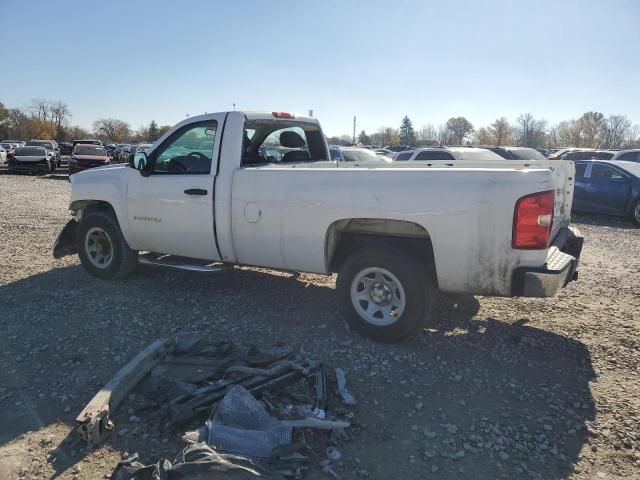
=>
[70,199,134,246]
[325,218,438,287]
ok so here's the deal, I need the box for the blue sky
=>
[1,0,639,136]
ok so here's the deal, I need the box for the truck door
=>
[126,115,225,260]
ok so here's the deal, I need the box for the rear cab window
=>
[241,120,328,166]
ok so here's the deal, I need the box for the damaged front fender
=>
[53,219,79,259]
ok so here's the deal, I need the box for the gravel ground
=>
[0,165,639,480]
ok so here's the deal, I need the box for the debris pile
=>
[75,334,356,479]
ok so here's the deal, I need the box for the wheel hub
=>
[369,282,393,305]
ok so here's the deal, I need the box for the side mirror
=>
[130,151,151,176]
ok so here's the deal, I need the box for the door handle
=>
[184,188,208,196]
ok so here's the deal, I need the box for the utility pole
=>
[353,116,356,144]
[233,103,236,111]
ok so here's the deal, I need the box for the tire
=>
[336,245,435,342]
[632,199,640,226]
[78,211,138,280]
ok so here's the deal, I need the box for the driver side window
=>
[153,121,217,174]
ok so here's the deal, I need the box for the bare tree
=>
[50,101,71,132]
[93,118,131,142]
[436,124,450,145]
[29,98,52,123]
[601,115,631,149]
[625,124,640,148]
[546,124,561,147]
[488,117,511,145]
[416,124,435,141]
[515,113,546,148]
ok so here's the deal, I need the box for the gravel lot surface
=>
[0,166,639,480]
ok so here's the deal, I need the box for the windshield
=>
[15,147,47,156]
[342,148,387,162]
[74,146,106,156]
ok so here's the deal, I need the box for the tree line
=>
[3,98,638,150]
[0,98,170,143]
[329,112,640,150]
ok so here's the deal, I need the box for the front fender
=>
[68,165,132,245]
[53,219,79,258]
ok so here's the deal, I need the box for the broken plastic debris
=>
[203,385,292,458]
[335,368,356,405]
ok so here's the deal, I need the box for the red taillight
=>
[512,190,554,249]
[272,111,295,119]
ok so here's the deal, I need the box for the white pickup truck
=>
[53,111,583,341]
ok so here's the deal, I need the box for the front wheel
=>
[336,246,435,342]
[78,211,138,280]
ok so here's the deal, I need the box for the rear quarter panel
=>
[231,166,555,296]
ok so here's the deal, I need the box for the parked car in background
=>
[610,149,640,163]
[7,146,54,173]
[1,142,17,157]
[73,139,103,147]
[131,143,153,155]
[548,148,591,160]
[563,150,616,161]
[25,140,61,167]
[329,146,392,163]
[0,146,7,164]
[104,144,117,157]
[393,147,505,161]
[478,146,548,161]
[1,139,25,147]
[573,160,640,225]
[59,142,74,155]
[69,144,110,176]
[375,148,395,158]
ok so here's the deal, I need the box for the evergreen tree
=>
[399,116,416,145]
[358,130,371,144]
[148,120,159,141]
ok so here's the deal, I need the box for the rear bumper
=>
[512,226,583,297]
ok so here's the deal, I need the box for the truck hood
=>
[71,163,128,180]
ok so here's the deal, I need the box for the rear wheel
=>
[632,200,640,226]
[78,211,138,280]
[336,245,435,342]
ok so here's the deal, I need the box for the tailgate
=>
[549,160,575,238]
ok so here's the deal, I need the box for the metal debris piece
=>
[226,360,311,377]
[320,459,341,479]
[281,418,350,430]
[313,366,327,419]
[76,338,174,447]
[335,368,356,405]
